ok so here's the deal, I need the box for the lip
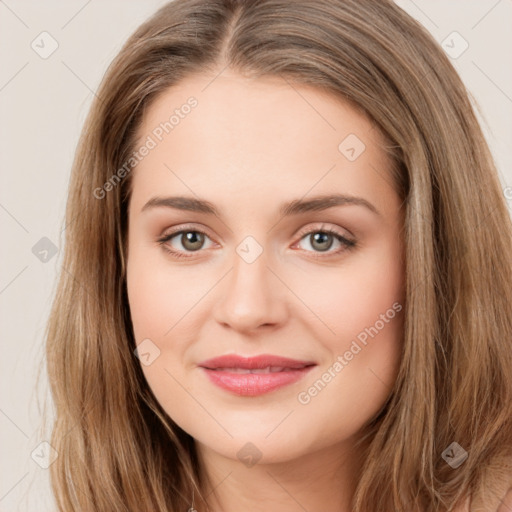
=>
[198,354,317,396]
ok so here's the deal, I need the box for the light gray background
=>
[1,1,511,510]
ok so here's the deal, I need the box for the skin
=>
[126,69,406,512]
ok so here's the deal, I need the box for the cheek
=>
[293,273,404,444]
[296,238,405,405]
[126,252,193,403]
[298,239,404,350]
[126,249,216,387]
[126,254,202,422]
[127,252,199,343]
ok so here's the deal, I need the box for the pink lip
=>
[198,354,317,396]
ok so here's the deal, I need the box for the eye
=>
[293,225,356,258]
[157,224,357,260]
[157,227,215,259]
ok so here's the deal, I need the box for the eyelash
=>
[156,224,357,260]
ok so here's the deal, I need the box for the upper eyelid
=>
[295,223,353,240]
[159,222,352,241]
[159,224,216,243]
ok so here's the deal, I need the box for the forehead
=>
[135,70,380,149]
[129,71,397,217]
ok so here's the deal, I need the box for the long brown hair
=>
[43,0,512,510]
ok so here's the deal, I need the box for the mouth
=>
[207,366,305,373]
[198,354,317,396]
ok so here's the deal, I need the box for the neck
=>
[193,436,368,512]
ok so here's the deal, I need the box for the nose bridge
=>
[213,235,287,331]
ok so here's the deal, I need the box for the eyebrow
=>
[141,193,381,218]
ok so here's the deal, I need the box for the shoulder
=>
[428,457,512,511]
[451,484,512,512]
[466,482,512,512]
[468,456,512,512]
[421,487,512,512]
[496,486,512,512]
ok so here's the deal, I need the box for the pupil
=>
[183,231,203,251]
[312,232,333,252]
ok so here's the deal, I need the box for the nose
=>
[213,246,288,333]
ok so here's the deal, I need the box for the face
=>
[126,70,405,466]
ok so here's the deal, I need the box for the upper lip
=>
[198,354,317,370]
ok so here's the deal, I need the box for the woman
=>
[44,0,512,510]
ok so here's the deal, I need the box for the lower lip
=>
[200,367,315,396]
